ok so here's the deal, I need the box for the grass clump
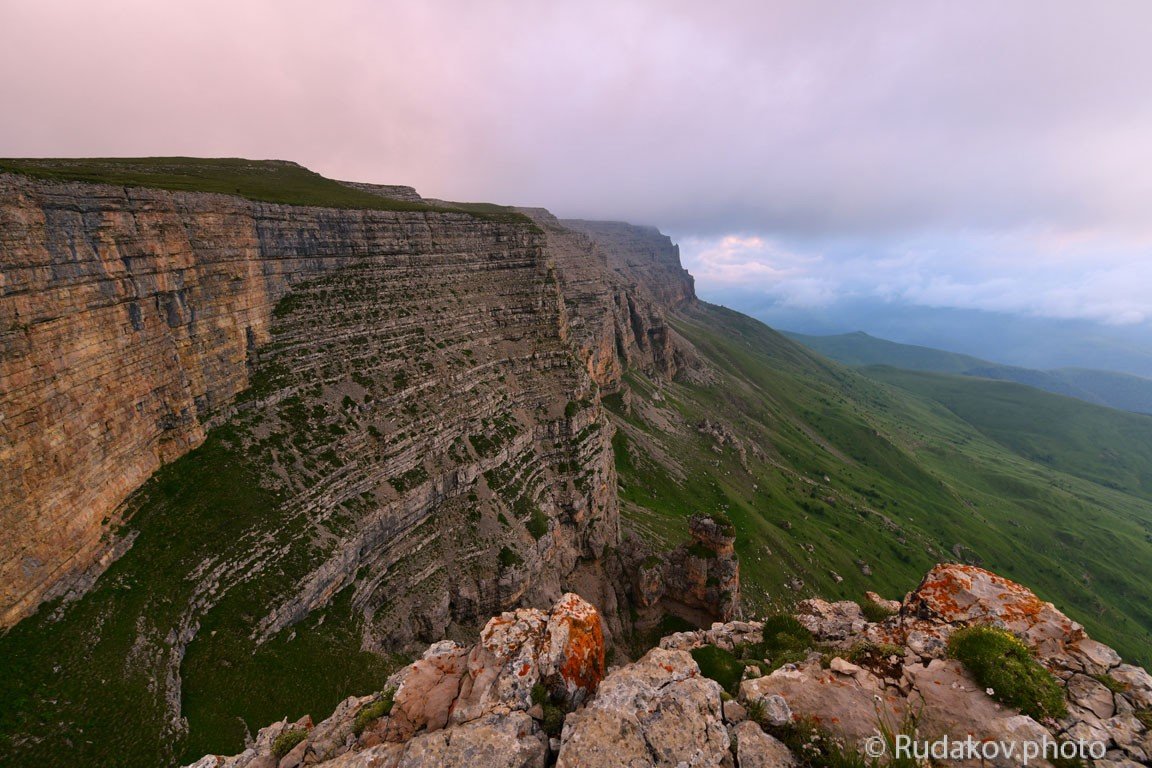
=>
[1134,709,1152,729]
[1091,673,1129,694]
[768,716,872,768]
[947,626,1067,719]
[691,644,746,696]
[733,613,814,674]
[353,687,396,735]
[272,728,307,758]
[857,599,897,623]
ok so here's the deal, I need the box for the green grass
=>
[610,302,1152,667]
[272,728,307,758]
[353,688,396,735]
[857,599,896,623]
[691,644,746,695]
[947,626,1067,719]
[0,157,534,226]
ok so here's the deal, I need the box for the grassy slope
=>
[0,157,532,225]
[788,330,1152,414]
[614,304,1152,666]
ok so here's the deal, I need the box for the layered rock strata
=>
[0,171,604,630]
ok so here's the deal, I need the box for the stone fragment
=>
[733,721,797,768]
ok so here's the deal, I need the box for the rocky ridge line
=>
[187,563,1152,768]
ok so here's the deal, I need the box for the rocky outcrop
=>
[187,565,1152,768]
[556,647,730,768]
[187,594,602,768]
[645,513,741,621]
[747,564,1152,767]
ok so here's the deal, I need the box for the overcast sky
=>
[3,0,1152,329]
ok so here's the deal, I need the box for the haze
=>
[3,0,1151,356]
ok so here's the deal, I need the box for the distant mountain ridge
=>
[785,330,1152,414]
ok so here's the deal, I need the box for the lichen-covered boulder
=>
[903,564,1084,658]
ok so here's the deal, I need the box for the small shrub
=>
[947,626,1067,719]
[857,599,896,623]
[1134,709,1152,729]
[272,728,307,758]
[353,687,396,735]
[691,644,746,695]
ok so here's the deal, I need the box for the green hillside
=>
[787,330,1152,414]
[615,304,1152,666]
[0,157,531,225]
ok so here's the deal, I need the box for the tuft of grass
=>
[767,715,872,768]
[353,688,396,735]
[691,644,746,696]
[733,613,814,674]
[947,626,1067,719]
[1134,709,1152,729]
[271,728,307,758]
[857,599,896,623]
[1091,673,1129,694]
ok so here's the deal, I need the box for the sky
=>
[3,0,1152,344]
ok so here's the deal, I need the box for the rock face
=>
[0,171,698,636]
[188,564,1152,768]
[661,514,741,621]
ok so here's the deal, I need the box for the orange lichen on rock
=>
[544,592,606,702]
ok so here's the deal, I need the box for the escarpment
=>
[0,171,605,630]
[0,168,711,638]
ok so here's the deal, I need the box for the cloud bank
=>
[2,0,1151,327]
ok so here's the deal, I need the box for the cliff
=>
[0,172,595,632]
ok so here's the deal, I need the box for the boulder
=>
[902,564,1084,660]
[794,599,866,641]
[556,647,729,767]
[733,721,796,767]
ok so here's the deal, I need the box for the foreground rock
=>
[752,564,1152,767]
[186,593,603,768]
[189,564,1152,768]
[557,647,729,767]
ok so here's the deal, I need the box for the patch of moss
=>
[948,626,1067,719]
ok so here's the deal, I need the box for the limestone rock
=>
[902,564,1084,659]
[556,647,729,767]
[733,721,797,768]
[794,599,867,641]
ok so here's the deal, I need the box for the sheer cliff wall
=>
[0,173,695,633]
